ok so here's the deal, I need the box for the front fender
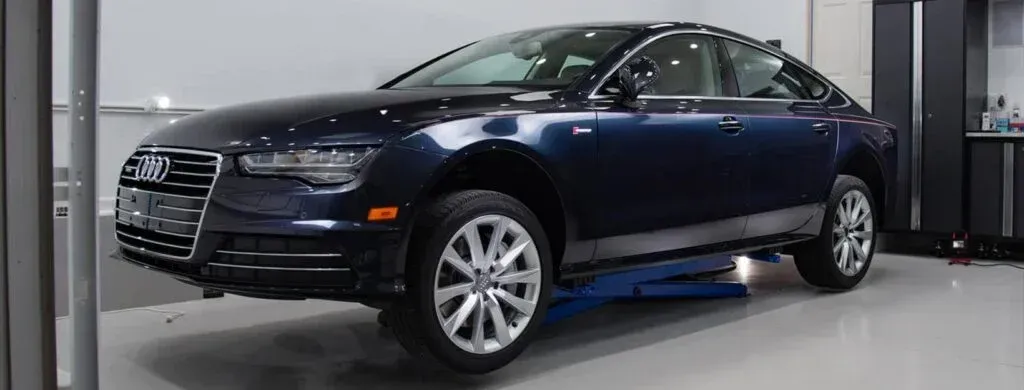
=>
[392,111,600,263]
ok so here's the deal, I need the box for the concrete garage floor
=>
[56,254,1024,389]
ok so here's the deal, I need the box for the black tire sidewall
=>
[406,191,553,373]
[797,175,877,290]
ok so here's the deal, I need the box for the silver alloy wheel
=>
[832,190,874,276]
[433,214,542,354]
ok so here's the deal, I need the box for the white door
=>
[812,0,874,111]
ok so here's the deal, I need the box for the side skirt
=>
[559,233,817,279]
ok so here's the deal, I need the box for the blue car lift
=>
[544,253,781,325]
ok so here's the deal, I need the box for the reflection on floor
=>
[56,254,1024,389]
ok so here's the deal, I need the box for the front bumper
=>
[112,225,402,300]
[112,145,447,300]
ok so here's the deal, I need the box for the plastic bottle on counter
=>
[1013,107,1023,132]
[995,95,1010,132]
[996,111,1011,132]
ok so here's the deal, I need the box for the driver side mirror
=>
[615,56,660,102]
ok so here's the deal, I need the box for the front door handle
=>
[718,116,744,133]
[811,122,832,134]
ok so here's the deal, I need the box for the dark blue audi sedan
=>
[114,21,897,373]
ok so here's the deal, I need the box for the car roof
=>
[513,21,790,59]
[519,21,678,31]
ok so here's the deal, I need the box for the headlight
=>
[238,147,378,184]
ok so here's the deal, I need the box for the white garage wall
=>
[51,0,809,208]
[989,0,1024,112]
[52,0,704,108]
[690,0,811,62]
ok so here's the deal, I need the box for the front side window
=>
[614,34,725,97]
[390,28,634,88]
[723,40,828,100]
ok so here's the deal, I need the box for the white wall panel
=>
[53,0,700,108]
[989,0,1024,111]
[691,0,810,62]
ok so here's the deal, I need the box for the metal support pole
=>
[68,0,101,388]
[0,0,8,384]
[910,0,924,231]
[3,0,57,389]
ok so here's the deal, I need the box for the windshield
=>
[389,28,635,88]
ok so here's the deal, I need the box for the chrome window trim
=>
[114,147,223,261]
[586,28,835,104]
[215,249,343,258]
[646,23,676,29]
[589,94,822,103]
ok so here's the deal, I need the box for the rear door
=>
[720,39,839,238]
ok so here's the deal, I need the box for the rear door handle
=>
[811,122,831,134]
[718,116,744,133]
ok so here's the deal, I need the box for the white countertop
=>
[965,131,1024,138]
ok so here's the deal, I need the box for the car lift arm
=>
[545,252,781,324]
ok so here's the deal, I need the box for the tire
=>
[792,175,877,290]
[389,190,553,374]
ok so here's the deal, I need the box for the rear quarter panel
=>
[831,108,898,222]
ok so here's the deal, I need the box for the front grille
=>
[114,147,222,260]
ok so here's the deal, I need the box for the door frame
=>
[807,0,815,65]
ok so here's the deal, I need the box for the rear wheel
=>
[792,175,876,290]
[389,190,552,374]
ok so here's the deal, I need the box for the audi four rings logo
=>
[134,155,172,183]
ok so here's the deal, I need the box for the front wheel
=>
[792,175,877,290]
[389,190,552,374]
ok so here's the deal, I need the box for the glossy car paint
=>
[739,101,838,229]
[116,21,897,300]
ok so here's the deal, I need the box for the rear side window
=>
[723,40,828,100]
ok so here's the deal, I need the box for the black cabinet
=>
[1016,144,1024,238]
[968,140,1005,236]
[875,0,989,233]
[968,136,1024,239]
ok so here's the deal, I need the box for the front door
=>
[592,34,750,259]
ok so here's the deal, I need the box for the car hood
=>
[140,86,565,154]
